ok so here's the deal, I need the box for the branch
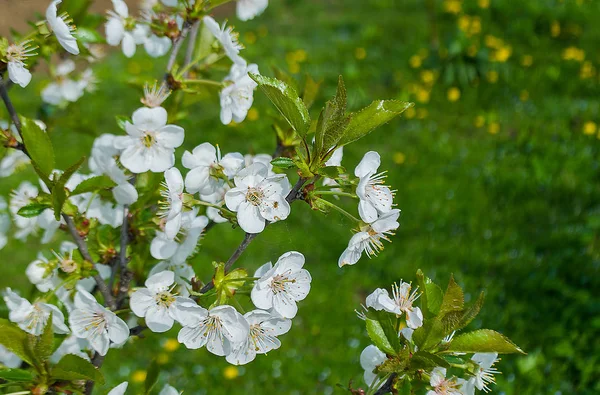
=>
[165,23,191,76]
[84,353,104,395]
[198,177,308,293]
[183,20,201,78]
[0,77,26,153]
[115,205,131,309]
[63,214,117,310]
[374,373,397,395]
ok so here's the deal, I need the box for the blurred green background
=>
[2,0,600,393]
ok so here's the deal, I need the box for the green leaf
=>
[116,115,130,131]
[0,319,33,366]
[52,354,105,384]
[270,157,296,169]
[447,329,525,354]
[0,368,34,382]
[52,156,86,220]
[365,318,395,355]
[33,312,54,362]
[17,203,51,218]
[412,319,446,351]
[20,116,55,179]
[71,175,117,196]
[271,66,299,93]
[438,275,464,317]
[411,351,451,370]
[318,165,345,178]
[313,76,351,163]
[338,100,413,146]
[441,291,485,334]
[144,359,160,394]
[416,270,443,318]
[249,73,311,138]
[76,27,104,43]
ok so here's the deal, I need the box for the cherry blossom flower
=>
[237,0,269,21]
[114,107,184,173]
[226,309,291,365]
[159,167,185,239]
[323,147,343,188]
[461,353,500,394]
[130,270,194,333]
[201,184,230,224]
[177,303,249,356]
[250,251,311,318]
[245,153,275,176]
[69,289,129,356]
[26,252,58,292]
[9,181,40,240]
[107,382,129,395]
[46,0,79,55]
[149,261,194,297]
[41,60,86,105]
[50,334,90,363]
[225,162,291,234]
[338,208,400,267]
[360,345,386,387]
[366,281,423,329]
[3,288,69,335]
[203,16,245,65]
[0,150,30,177]
[427,367,465,395]
[355,151,394,223]
[220,62,259,125]
[0,345,21,368]
[150,209,208,261]
[141,81,171,108]
[5,40,36,87]
[105,0,148,58]
[0,197,9,250]
[159,384,179,395]
[183,142,244,195]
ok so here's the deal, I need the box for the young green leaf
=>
[338,100,413,146]
[447,329,525,354]
[145,359,160,394]
[52,156,86,220]
[0,368,34,382]
[417,269,443,318]
[20,116,55,179]
[313,76,350,163]
[249,73,311,138]
[17,203,52,218]
[0,319,33,366]
[411,351,451,370]
[71,175,117,196]
[438,274,464,317]
[34,312,55,362]
[365,317,396,355]
[270,157,296,169]
[52,354,105,384]
[412,318,447,351]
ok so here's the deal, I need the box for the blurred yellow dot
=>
[244,31,257,45]
[257,25,268,37]
[478,0,490,8]
[484,35,501,49]
[444,0,462,14]
[520,90,529,101]
[521,55,533,67]
[132,370,147,383]
[583,121,597,135]
[163,338,179,352]
[420,70,435,85]
[486,71,499,83]
[458,15,471,32]
[491,46,512,62]
[409,55,422,69]
[295,49,307,62]
[127,61,142,75]
[470,18,482,35]
[355,47,367,60]
[393,152,406,164]
[289,62,300,74]
[405,107,416,119]
[551,21,560,37]
[562,47,585,62]
[417,108,428,119]
[474,115,485,128]
[416,88,430,103]
[247,108,259,121]
[447,87,461,102]
[580,61,595,79]
[488,122,500,135]
[223,366,239,380]
[157,353,169,365]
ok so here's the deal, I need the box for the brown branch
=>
[183,20,201,78]
[84,353,104,395]
[115,205,132,309]
[165,23,191,76]
[374,373,397,395]
[63,214,117,310]
[0,77,22,135]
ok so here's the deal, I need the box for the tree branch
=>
[84,353,104,395]
[0,77,22,135]
[115,205,131,309]
[63,214,117,310]
[374,373,397,395]
[183,20,201,78]
[166,23,191,76]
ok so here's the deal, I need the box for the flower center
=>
[155,291,175,308]
[142,132,156,148]
[270,273,295,294]
[245,187,264,206]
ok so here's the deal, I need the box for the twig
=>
[0,77,22,135]
[63,214,117,310]
[198,177,308,293]
[115,205,131,309]
[183,20,201,78]
[166,23,191,75]
[84,353,105,395]
[374,373,397,395]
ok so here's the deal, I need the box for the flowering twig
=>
[63,214,117,310]
[166,23,191,75]
[0,77,23,135]
[183,20,201,78]
[373,373,396,395]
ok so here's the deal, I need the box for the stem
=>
[166,24,190,75]
[373,373,396,395]
[316,198,361,223]
[183,20,201,78]
[84,353,105,395]
[0,77,26,151]
[63,215,117,310]
[313,190,357,198]
[115,205,130,309]
[183,79,224,87]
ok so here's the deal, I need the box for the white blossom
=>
[360,345,386,387]
[69,289,129,356]
[159,384,179,395]
[46,0,80,55]
[114,107,184,173]
[338,208,400,267]
[203,16,245,65]
[427,367,465,395]
[366,281,423,329]
[159,167,185,239]
[9,181,40,240]
[107,382,129,395]
[105,0,147,58]
[183,142,244,195]
[141,81,171,108]
[220,62,259,125]
[461,353,500,394]
[355,151,394,223]
[130,271,194,333]
[237,0,268,21]
[41,60,85,105]
[177,303,249,356]
[251,251,311,318]
[50,334,90,363]
[323,147,343,188]
[0,345,21,368]
[245,153,275,176]
[5,40,36,87]
[225,162,291,234]
[0,197,9,250]
[226,309,291,365]
[150,209,208,261]
[0,150,30,177]
[26,252,58,292]
[3,288,69,335]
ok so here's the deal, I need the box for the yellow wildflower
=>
[488,122,500,135]
[447,87,461,102]
[583,122,597,135]
[393,152,406,165]
[355,47,367,60]
[132,370,147,383]
[223,366,239,380]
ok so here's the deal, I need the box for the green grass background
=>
[2,0,600,393]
